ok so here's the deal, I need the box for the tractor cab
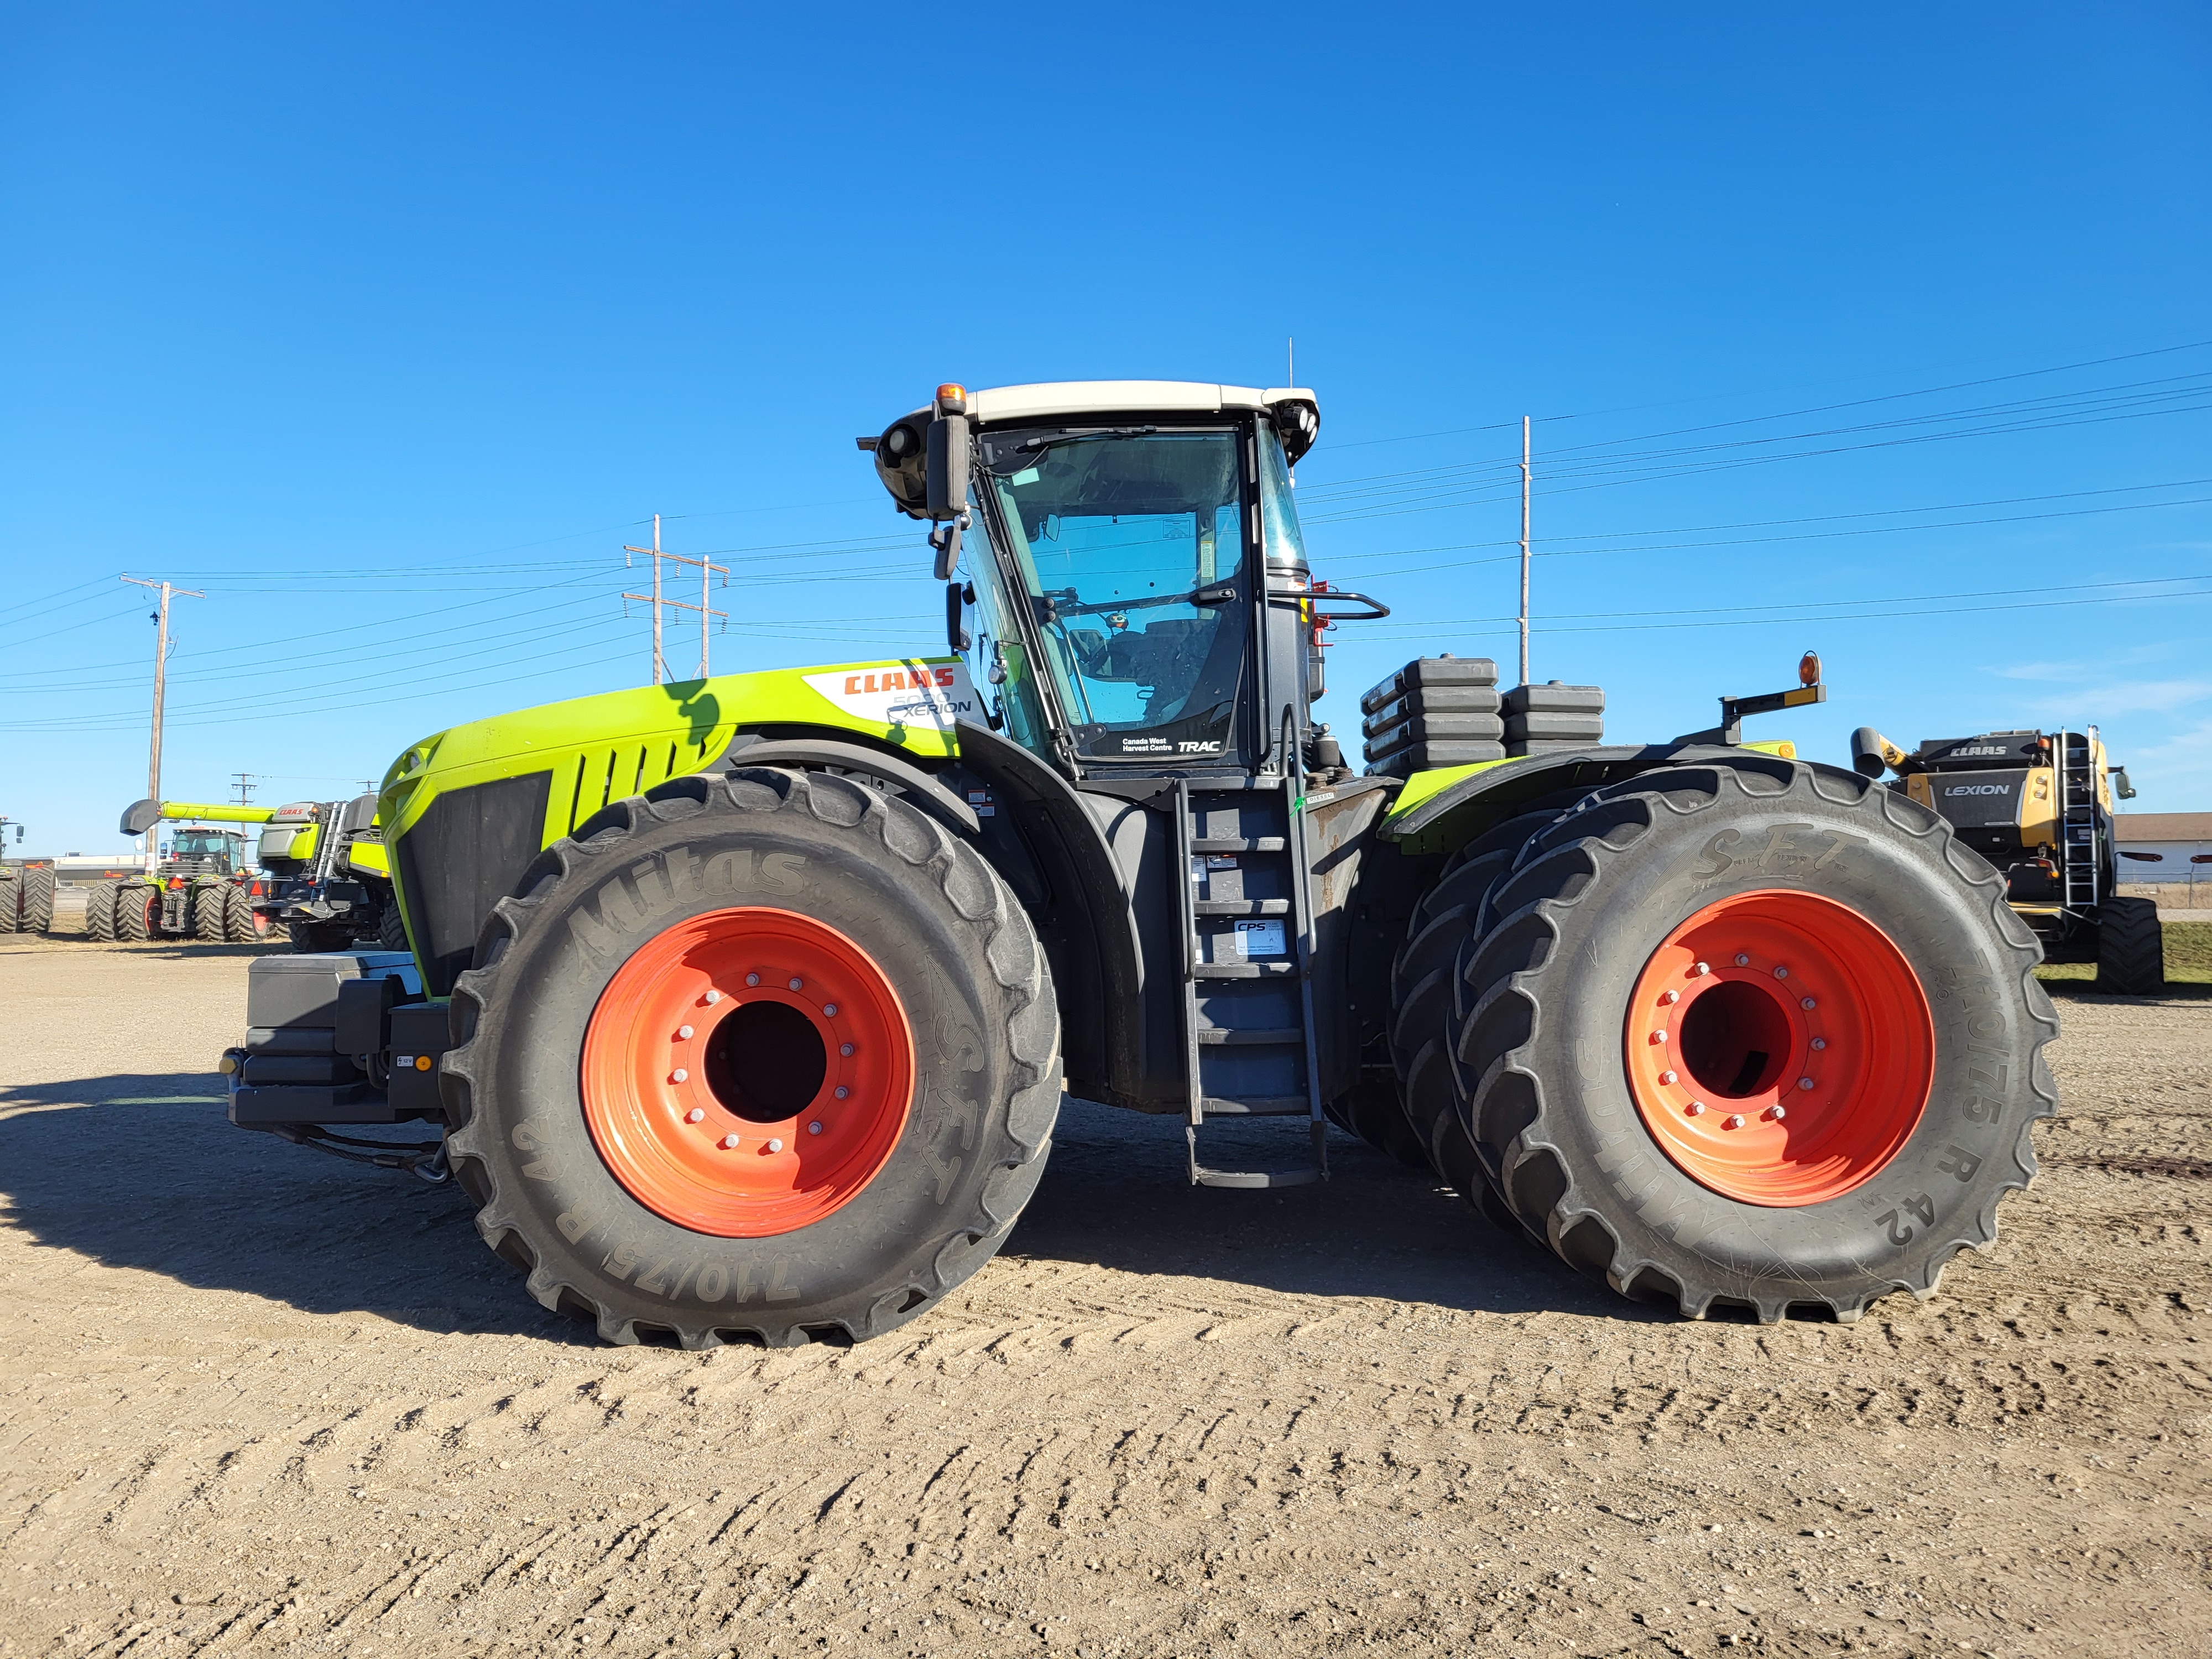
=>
[163,826,247,878]
[865,382,1368,782]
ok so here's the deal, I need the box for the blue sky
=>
[2,4,2206,853]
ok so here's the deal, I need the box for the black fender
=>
[717,730,979,836]
[951,719,1146,1110]
[1381,743,1828,855]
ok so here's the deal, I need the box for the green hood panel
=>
[378,655,978,850]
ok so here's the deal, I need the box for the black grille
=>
[393,772,553,995]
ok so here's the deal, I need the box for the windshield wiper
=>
[1015,426,1158,452]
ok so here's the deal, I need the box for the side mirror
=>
[925,409,971,522]
[945,582,972,654]
[2112,768,2136,800]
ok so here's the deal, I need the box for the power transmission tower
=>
[231,773,257,806]
[623,514,729,684]
[121,575,203,872]
[1516,416,1532,687]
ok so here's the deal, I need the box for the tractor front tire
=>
[2094,897,2164,996]
[443,766,1062,1348]
[116,882,156,943]
[86,880,119,942]
[0,872,17,933]
[19,866,55,933]
[1451,759,2057,1323]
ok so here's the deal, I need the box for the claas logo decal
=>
[802,659,977,731]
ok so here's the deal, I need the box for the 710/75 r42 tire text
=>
[441,766,1062,1348]
[1449,758,2059,1323]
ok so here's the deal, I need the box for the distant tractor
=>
[251,796,405,951]
[221,379,2058,1346]
[97,804,269,942]
[1850,725,2161,994]
[0,833,55,936]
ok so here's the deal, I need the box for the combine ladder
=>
[1170,775,1328,1188]
[2058,728,2099,912]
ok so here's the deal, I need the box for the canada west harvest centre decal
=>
[802,660,978,731]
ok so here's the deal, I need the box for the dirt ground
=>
[1,935,2206,1658]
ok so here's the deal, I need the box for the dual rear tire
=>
[1386,758,2058,1322]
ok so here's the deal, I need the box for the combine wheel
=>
[2093,896,2164,996]
[1450,760,2056,1322]
[86,880,119,942]
[290,920,353,952]
[20,865,55,932]
[443,766,1062,1348]
[115,881,157,943]
[192,882,227,942]
[223,884,258,943]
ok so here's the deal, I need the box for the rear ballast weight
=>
[225,377,2058,1342]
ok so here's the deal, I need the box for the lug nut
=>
[1798,1075,1815,1090]
[719,1134,740,1149]
[1725,1114,1746,1130]
[1773,965,1789,980]
[1686,1101,1706,1117]
[685,1108,705,1124]
[744,973,759,987]
[787,977,804,991]
[704,988,722,1004]
[1659,1070,1678,1086]
[670,1068,688,1083]
[1691,962,1710,977]
[833,1086,850,1099]
[1661,989,1680,1005]
[766,1138,784,1153]
[677,1024,693,1040]
[808,1121,823,1135]
[1800,998,1815,1011]
[1811,1037,1827,1051]
[822,1002,838,1017]
[1650,1030,1667,1045]
[839,1042,855,1057]
[1766,1105,1787,1121]
[1734,953,1750,967]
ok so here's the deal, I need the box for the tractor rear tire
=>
[192,883,227,942]
[0,872,17,933]
[376,891,409,951]
[87,880,119,942]
[116,882,156,943]
[1451,759,2057,1323]
[2094,897,2164,996]
[223,883,258,943]
[19,866,55,932]
[443,766,1062,1348]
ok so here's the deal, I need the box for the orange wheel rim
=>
[580,907,915,1238]
[1624,889,1933,1206]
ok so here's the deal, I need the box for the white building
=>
[2114,811,2212,906]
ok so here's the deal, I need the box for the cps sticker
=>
[802,659,978,731]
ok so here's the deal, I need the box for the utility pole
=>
[1516,416,1532,687]
[231,773,257,807]
[623,514,729,684]
[121,575,202,872]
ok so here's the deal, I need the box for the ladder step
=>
[1191,836,1286,853]
[1196,1026,1303,1046]
[1192,1165,1323,1190]
[1194,898,1290,916]
[1199,1095,1311,1117]
[1194,961,1300,979]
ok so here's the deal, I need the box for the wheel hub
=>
[580,906,915,1238]
[1624,889,1933,1206]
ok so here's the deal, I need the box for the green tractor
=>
[98,803,269,942]
[222,380,2057,1345]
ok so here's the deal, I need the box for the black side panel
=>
[952,720,1147,1109]
[394,771,554,996]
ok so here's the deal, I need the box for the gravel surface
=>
[1,933,2206,1657]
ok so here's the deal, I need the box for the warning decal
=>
[801,659,978,732]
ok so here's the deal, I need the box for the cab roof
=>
[964,380,1318,427]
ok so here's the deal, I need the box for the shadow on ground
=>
[0,1072,1628,1344]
